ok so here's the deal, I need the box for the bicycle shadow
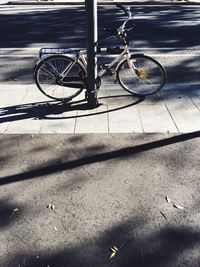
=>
[0,94,145,124]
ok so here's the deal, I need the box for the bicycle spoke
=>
[118,55,166,96]
[35,55,86,100]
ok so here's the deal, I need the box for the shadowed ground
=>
[0,133,199,266]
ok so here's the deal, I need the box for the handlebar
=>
[116,3,132,17]
[115,3,134,33]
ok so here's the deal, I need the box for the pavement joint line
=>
[162,96,180,133]
[190,96,200,111]
[73,107,79,134]
[137,106,145,133]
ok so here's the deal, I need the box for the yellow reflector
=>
[137,69,147,78]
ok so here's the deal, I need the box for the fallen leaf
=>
[113,246,119,251]
[160,211,167,220]
[109,252,116,259]
[109,245,119,259]
[174,204,184,210]
[54,226,57,231]
[46,204,55,210]
[10,208,19,217]
[165,196,171,203]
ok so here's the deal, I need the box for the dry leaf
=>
[165,196,171,203]
[160,211,167,220]
[113,246,119,251]
[109,252,116,259]
[47,204,55,210]
[109,246,119,259]
[110,248,116,253]
[10,208,19,217]
[54,226,57,231]
[174,204,184,210]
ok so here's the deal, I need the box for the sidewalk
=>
[2,0,200,5]
[0,82,199,133]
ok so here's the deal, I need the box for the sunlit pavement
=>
[0,82,199,133]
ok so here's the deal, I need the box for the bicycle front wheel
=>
[117,54,166,96]
[34,55,86,101]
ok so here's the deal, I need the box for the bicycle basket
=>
[39,48,78,60]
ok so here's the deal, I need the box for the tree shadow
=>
[1,5,200,84]
[0,131,199,186]
[4,219,200,267]
[0,129,199,266]
[1,5,200,49]
[0,198,23,229]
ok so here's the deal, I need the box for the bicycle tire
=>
[117,54,166,96]
[34,55,86,101]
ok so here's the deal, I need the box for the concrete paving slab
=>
[108,105,143,133]
[40,118,76,133]
[138,104,179,133]
[191,96,200,110]
[101,84,164,105]
[4,117,43,133]
[40,106,77,133]
[0,84,30,133]
[0,83,200,133]
[161,90,200,133]
[75,103,109,133]
[0,84,28,107]
[0,120,9,133]
[22,84,51,103]
[102,86,138,106]
[188,87,200,110]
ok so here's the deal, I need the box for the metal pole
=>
[85,0,99,107]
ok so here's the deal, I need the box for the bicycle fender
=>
[130,53,144,58]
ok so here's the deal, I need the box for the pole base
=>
[86,90,99,108]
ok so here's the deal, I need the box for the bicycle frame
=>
[78,44,132,78]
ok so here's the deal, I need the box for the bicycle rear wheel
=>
[34,55,86,101]
[117,54,166,96]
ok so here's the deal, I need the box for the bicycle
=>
[33,4,167,102]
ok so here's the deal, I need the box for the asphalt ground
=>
[0,132,199,267]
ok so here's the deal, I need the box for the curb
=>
[5,1,200,6]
